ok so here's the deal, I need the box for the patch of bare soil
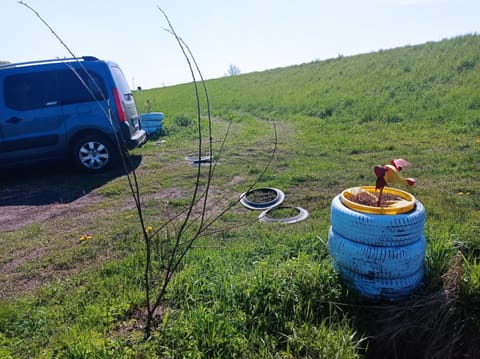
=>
[0,164,130,299]
[0,187,106,299]
[0,161,248,300]
[350,191,402,207]
[0,187,102,233]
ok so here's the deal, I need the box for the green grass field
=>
[1,34,479,358]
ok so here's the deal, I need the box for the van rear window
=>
[4,69,107,111]
[110,66,132,99]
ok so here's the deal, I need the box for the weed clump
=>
[359,253,480,359]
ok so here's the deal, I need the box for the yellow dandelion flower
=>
[146,226,153,234]
[79,234,92,242]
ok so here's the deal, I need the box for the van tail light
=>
[112,88,127,122]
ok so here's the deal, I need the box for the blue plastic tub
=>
[140,112,164,135]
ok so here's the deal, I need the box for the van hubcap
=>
[79,141,109,169]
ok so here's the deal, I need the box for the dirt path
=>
[0,185,100,232]
[0,159,249,300]
[0,165,127,299]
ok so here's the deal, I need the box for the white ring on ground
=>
[184,154,212,162]
[258,206,309,224]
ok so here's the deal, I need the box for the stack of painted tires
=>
[328,194,426,300]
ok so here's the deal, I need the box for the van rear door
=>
[109,64,143,140]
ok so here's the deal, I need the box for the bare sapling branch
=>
[20,1,280,340]
[18,2,145,219]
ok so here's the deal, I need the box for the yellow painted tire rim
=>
[340,186,416,215]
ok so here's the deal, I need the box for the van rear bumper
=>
[127,129,147,149]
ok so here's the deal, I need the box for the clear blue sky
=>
[2,0,479,89]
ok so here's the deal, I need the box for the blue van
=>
[0,56,146,172]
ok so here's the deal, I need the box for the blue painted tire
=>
[338,266,425,300]
[330,195,426,247]
[328,227,426,279]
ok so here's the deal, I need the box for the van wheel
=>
[72,134,116,172]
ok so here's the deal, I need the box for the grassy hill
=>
[137,33,479,202]
[1,34,479,358]
[139,34,480,125]
[136,33,479,263]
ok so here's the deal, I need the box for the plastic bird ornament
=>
[374,159,416,191]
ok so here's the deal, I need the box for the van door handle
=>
[7,116,22,124]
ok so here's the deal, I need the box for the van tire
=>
[72,134,116,173]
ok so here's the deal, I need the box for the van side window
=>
[59,69,107,105]
[4,71,59,111]
[3,69,107,111]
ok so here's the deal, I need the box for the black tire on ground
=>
[239,187,285,210]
